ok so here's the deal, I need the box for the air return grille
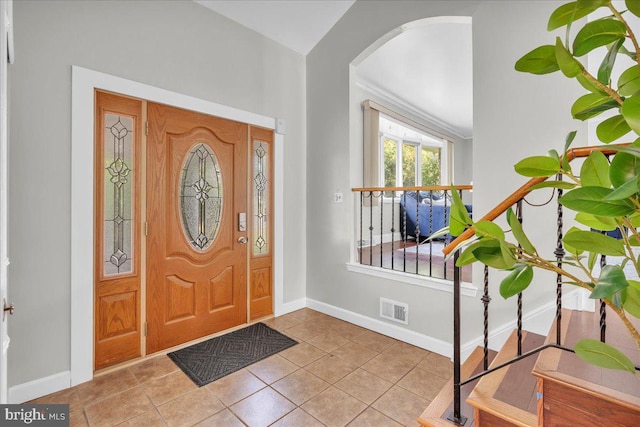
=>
[380,298,408,325]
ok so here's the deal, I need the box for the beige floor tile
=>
[382,342,430,366]
[335,368,393,405]
[115,408,166,426]
[84,387,154,427]
[371,386,428,427]
[207,368,266,406]
[69,409,89,427]
[416,352,453,380]
[397,367,449,401]
[270,407,325,427]
[77,368,139,405]
[157,387,224,427]
[308,331,351,352]
[128,355,179,384]
[272,369,330,405]
[279,341,327,366]
[347,407,403,427]
[142,370,197,405]
[331,323,367,340]
[331,342,378,367]
[247,354,299,384]
[31,387,83,414]
[194,408,245,426]
[305,354,357,383]
[361,353,414,383]
[230,387,296,427]
[351,330,397,352]
[302,386,367,427]
[264,313,305,330]
[284,322,327,341]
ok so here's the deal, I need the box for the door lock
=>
[3,299,14,321]
[237,236,248,244]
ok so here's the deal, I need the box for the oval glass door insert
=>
[180,143,223,250]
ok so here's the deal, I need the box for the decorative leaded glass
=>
[180,143,223,250]
[104,114,134,276]
[253,140,269,255]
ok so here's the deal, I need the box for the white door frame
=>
[0,0,13,404]
[71,66,286,386]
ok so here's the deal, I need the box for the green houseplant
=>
[448,0,640,374]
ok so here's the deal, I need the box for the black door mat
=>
[168,322,298,387]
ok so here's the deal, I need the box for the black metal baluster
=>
[555,178,565,345]
[359,191,363,264]
[482,264,491,371]
[516,200,524,356]
[600,250,607,343]
[402,192,407,272]
[429,191,434,277]
[448,251,467,426]
[415,190,420,275]
[444,189,449,280]
[391,192,396,271]
[379,192,384,269]
[369,191,374,266]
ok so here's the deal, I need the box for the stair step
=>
[418,346,497,427]
[466,330,545,427]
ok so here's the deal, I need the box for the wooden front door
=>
[146,103,248,354]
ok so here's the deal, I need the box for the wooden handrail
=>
[351,185,473,192]
[442,145,626,255]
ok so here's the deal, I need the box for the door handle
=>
[237,236,248,244]
[3,299,14,321]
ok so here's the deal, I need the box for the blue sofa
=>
[399,191,472,242]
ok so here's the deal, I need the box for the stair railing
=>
[442,145,623,426]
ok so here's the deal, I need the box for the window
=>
[363,99,452,189]
[379,114,446,190]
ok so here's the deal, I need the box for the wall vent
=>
[380,298,408,325]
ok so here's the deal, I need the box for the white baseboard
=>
[274,297,306,317]
[306,298,453,357]
[9,371,71,404]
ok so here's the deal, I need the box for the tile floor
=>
[31,308,452,427]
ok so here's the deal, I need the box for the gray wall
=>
[307,1,586,344]
[9,0,306,387]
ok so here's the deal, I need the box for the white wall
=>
[8,0,306,388]
[307,0,586,346]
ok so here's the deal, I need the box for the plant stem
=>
[580,69,624,105]
[609,3,640,75]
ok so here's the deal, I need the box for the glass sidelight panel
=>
[180,143,223,251]
[104,114,134,276]
[252,140,270,256]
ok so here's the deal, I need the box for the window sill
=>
[345,262,478,297]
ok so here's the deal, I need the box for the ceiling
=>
[194,1,473,139]
[194,0,356,55]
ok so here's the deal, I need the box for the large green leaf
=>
[571,93,618,120]
[563,131,577,172]
[473,221,505,240]
[449,185,473,236]
[621,96,640,134]
[591,265,630,298]
[598,38,624,84]
[627,0,640,17]
[563,227,586,255]
[610,152,640,188]
[456,239,494,267]
[500,265,534,299]
[573,18,627,57]
[506,208,536,253]
[618,65,640,96]
[564,230,626,256]
[575,339,636,373]
[560,186,636,216]
[577,73,606,94]
[574,212,618,231]
[515,45,559,75]
[580,150,611,187]
[472,240,516,270]
[623,287,640,319]
[514,156,560,177]
[596,114,632,144]
[530,180,577,190]
[603,175,640,200]
[556,37,583,77]
[548,1,608,30]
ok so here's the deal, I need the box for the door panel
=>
[94,91,143,370]
[249,126,274,320]
[146,103,248,354]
